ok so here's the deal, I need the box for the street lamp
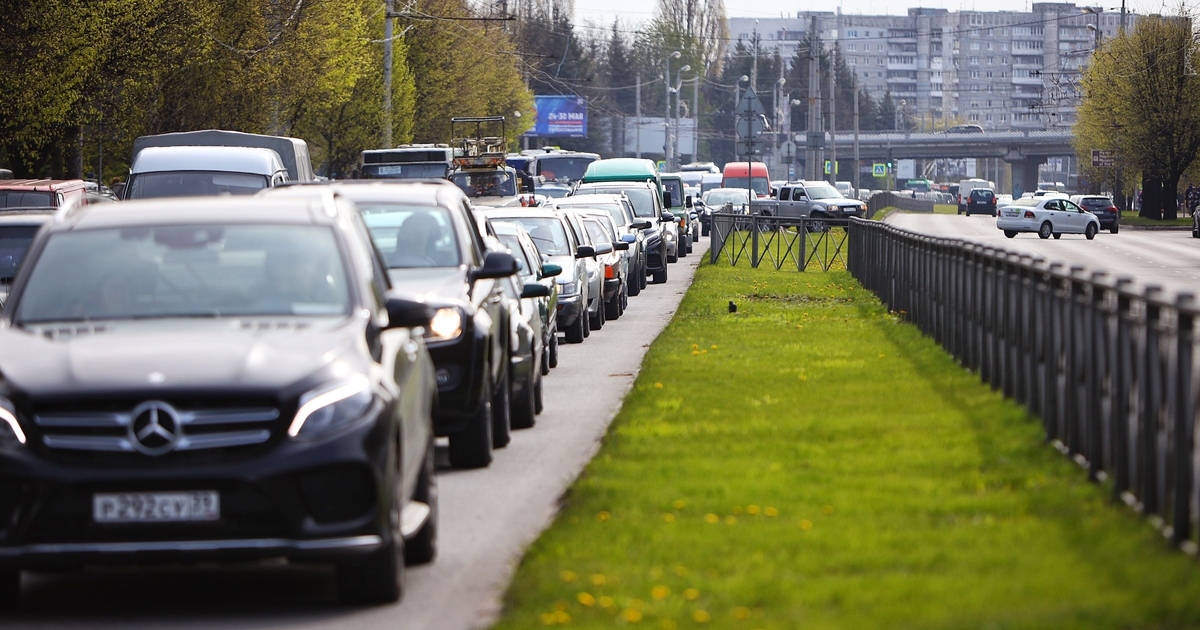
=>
[664,51,681,169]
[673,64,692,170]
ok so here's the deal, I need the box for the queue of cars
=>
[0,148,700,609]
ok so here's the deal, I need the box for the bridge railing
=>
[848,217,1200,551]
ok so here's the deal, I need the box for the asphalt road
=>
[886,212,1200,298]
[5,237,709,629]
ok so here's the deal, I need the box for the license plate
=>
[93,491,220,523]
[1004,210,1018,217]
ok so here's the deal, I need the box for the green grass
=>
[934,203,958,214]
[494,262,1200,629]
[1120,210,1191,228]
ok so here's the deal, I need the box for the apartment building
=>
[728,4,1132,131]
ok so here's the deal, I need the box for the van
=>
[361,144,453,180]
[125,146,291,200]
[0,179,90,209]
[957,178,994,214]
[721,162,771,197]
[131,130,314,182]
[700,173,723,194]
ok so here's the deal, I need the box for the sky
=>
[570,0,1176,30]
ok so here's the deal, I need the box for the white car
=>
[996,197,1101,240]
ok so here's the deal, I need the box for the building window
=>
[850,44,857,51]
[969,70,979,78]
[969,56,980,64]
[986,71,993,77]
[970,42,980,51]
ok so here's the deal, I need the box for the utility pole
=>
[829,68,836,185]
[692,75,700,161]
[751,24,760,94]
[382,0,395,148]
[853,87,860,196]
[635,73,642,158]
[806,16,819,180]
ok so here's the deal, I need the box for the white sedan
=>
[996,197,1101,240]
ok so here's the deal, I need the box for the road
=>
[886,213,1200,298]
[7,239,711,629]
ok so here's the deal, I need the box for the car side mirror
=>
[661,211,676,223]
[685,195,693,208]
[613,240,630,251]
[539,262,562,279]
[473,251,519,280]
[632,220,652,230]
[593,242,613,255]
[575,245,596,259]
[663,191,673,207]
[621,234,637,244]
[521,282,551,299]
[385,296,434,330]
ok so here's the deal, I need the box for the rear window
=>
[970,189,995,199]
[1079,197,1111,207]
[0,191,55,208]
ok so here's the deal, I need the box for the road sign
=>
[780,140,798,164]
[735,140,762,157]
[1091,149,1116,168]
[805,131,826,149]
[872,163,887,177]
[823,160,839,175]
[735,115,765,139]
[737,88,766,117]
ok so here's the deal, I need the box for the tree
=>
[1076,11,1200,220]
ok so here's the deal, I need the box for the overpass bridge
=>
[792,129,1078,194]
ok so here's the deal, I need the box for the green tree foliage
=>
[1076,12,1200,219]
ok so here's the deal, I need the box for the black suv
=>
[0,192,439,606]
[965,188,998,216]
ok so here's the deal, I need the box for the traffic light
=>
[887,149,894,170]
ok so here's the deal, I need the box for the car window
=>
[503,217,571,256]
[1045,200,1061,211]
[576,185,656,218]
[0,225,42,281]
[1063,200,1083,213]
[805,184,842,199]
[779,189,791,201]
[126,172,270,199]
[359,203,462,269]
[583,219,610,245]
[15,224,351,323]
[496,232,534,280]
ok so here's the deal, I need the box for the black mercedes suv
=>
[0,192,439,607]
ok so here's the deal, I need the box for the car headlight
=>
[0,398,26,445]
[427,307,464,342]
[288,375,374,437]
[558,279,578,296]
[665,231,675,242]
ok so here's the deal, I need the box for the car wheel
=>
[965,209,971,216]
[667,249,678,264]
[653,266,668,284]
[1111,223,1119,235]
[0,569,19,611]
[1052,233,1062,240]
[448,370,493,469]
[589,297,604,330]
[540,340,550,376]
[990,210,997,217]
[628,265,641,296]
[1004,230,1017,239]
[565,313,585,343]
[701,224,710,236]
[639,269,647,291]
[1038,221,1053,239]
[491,366,511,449]
[1085,223,1098,240]
[604,294,620,320]
[511,370,537,430]
[534,372,544,414]
[549,331,559,367]
[1194,226,1200,239]
[404,436,438,565]
[338,536,404,604]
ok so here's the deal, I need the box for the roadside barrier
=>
[708,212,849,272]
[848,217,1200,550]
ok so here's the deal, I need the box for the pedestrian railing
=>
[848,217,1200,550]
[708,212,850,272]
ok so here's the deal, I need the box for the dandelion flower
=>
[622,608,643,623]
[540,612,557,625]
[651,585,670,600]
[822,504,835,515]
[599,596,617,609]
[710,344,718,350]
[596,511,610,522]
[703,513,720,524]
[684,588,700,600]
[673,565,688,577]
[660,621,677,630]
[692,351,700,356]
[764,506,779,517]
[590,573,607,586]
[663,513,675,523]
[553,610,571,624]
[654,383,664,389]
[577,592,596,607]
[724,515,738,525]
[693,610,711,623]
[747,505,761,515]
[672,499,686,510]
[560,570,577,583]
[799,519,813,530]
[691,343,699,350]
[700,349,708,354]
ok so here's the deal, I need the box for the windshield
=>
[0,225,40,282]
[584,218,613,245]
[359,204,461,268]
[362,163,450,179]
[538,185,571,198]
[535,156,597,184]
[451,170,516,197]
[704,189,751,206]
[0,191,54,208]
[126,172,270,199]
[805,184,843,200]
[496,232,534,280]
[15,224,350,323]
[576,186,655,218]
[722,177,770,196]
[500,217,571,256]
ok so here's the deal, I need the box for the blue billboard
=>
[528,96,588,138]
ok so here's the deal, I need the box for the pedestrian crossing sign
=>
[872,163,886,177]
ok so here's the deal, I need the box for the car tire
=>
[702,224,710,236]
[667,249,678,264]
[653,267,668,284]
[565,313,585,343]
[541,340,551,375]
[590,297,604,330]
[1004,230,1017,239]
[604,294,620,320]
[549,332,559,367]
[511,371,537,430]
[1085,223,1098,240]
[0,569,19,611]
[1038,221,1053,239]
[534,372,544,414]
[404,436,438,565]
[627,266,641,296]
[338,507,405,604]
[491,367,511,449]
[1053,233,1062,239]
[1111,224,1119,235]
[1194,227,1200,239]
[640,270,647,291]
[448,371,493,469]
[990,210,997,217]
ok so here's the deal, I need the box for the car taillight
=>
[1108,206,1118,213]
[604,264,616,280]
[1024,210,1036,219]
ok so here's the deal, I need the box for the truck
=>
[361,144,454,180]
[124,130,315,200]
[446,117,520,206]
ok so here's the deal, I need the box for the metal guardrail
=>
[847,217,1200,549]
[708,212,850,272]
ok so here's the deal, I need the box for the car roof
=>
[0,210,55,226]
[272,179,465,208]
[0,179,88,192]
[54,195,343,231]
[130,146,286,175]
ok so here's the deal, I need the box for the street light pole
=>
[674,65,691,170]
[382,0,395,148]
[664,51,681,170]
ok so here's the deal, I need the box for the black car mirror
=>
[621,234,637,244]
[575,245,596,259]
[473,251,519,280]
[613,240,630,251]
[685,195,693,208]
[521,282,551,299]
[663,191,673,208]
[385,296,434,330]
[661,211,676,223]
[632,220,652,230]
[539,262,562,279]
[593,242,613,255]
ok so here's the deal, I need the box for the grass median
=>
[494,262,1200,629]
